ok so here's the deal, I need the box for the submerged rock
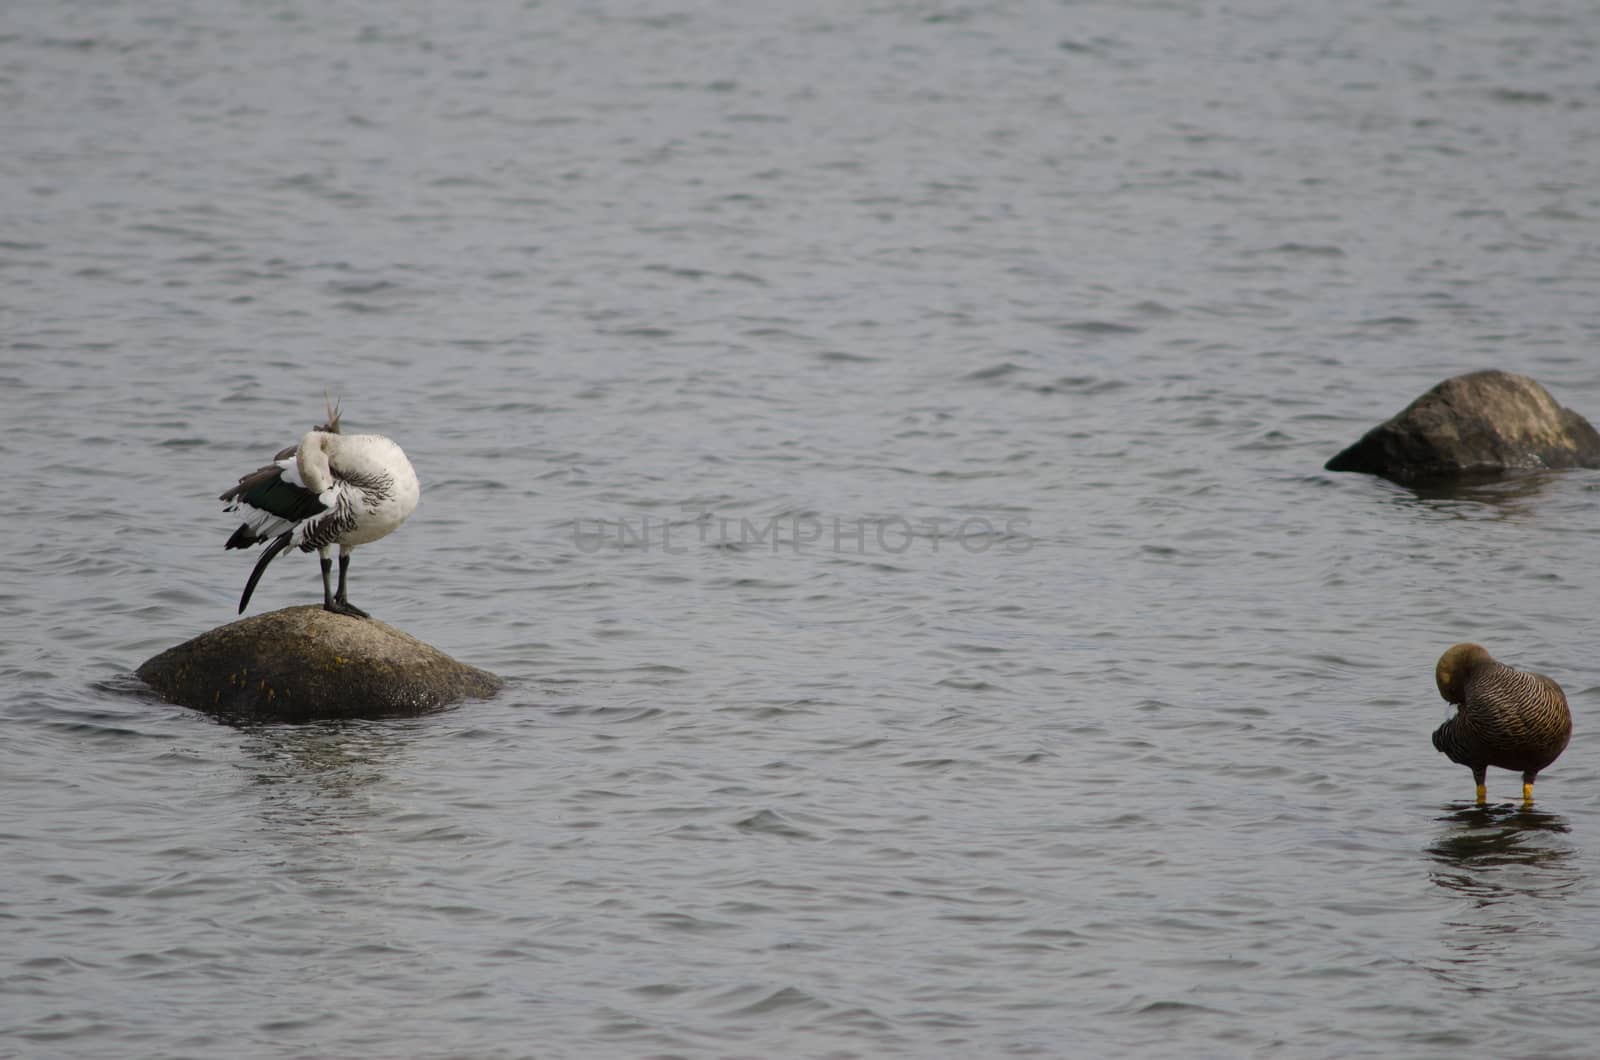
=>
[1325,369,1600,483]
[137,606,503,723]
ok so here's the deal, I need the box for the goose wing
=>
[221,445,328,549]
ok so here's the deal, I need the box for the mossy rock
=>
[137,606,503,723]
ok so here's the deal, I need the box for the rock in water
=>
[1325,369,1600,483]
[137,606,504,723]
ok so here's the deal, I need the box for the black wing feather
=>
[220,452,328,550]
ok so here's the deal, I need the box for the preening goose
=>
[1433,642,1571,805]
[220,403,419,618]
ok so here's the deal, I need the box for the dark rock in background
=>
[1325,370,1600,484]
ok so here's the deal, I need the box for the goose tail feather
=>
[239,532,294,614]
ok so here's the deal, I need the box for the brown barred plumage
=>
[1432,642,1571,805]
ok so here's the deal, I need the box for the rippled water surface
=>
[6,1,1600,1056]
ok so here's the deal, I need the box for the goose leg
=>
[1521,771,1537,805]
[320,547,368,618]
[332,546,369,618]
[319,548,337,611]
[1472,766,1487,806]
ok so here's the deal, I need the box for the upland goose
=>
[1433,642,1571,805]
[220,403,419,618]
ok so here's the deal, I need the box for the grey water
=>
[4,0,1600,1056]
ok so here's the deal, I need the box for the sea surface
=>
[5,1,1600,1057]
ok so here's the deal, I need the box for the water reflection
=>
[1425,803,1580,994]
[239,721,405,835]
[1390,470,1563,517]
[245,721,399,786]
[1427,803,1576,902]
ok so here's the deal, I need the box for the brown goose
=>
[1432,643,1571,805]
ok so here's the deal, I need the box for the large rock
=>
[1325,370,1600,483]
[137,606,503,723]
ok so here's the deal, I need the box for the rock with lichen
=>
[1325,369,1600,484]
[137,606,503,723]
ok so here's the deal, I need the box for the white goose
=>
[221,402,419,618]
